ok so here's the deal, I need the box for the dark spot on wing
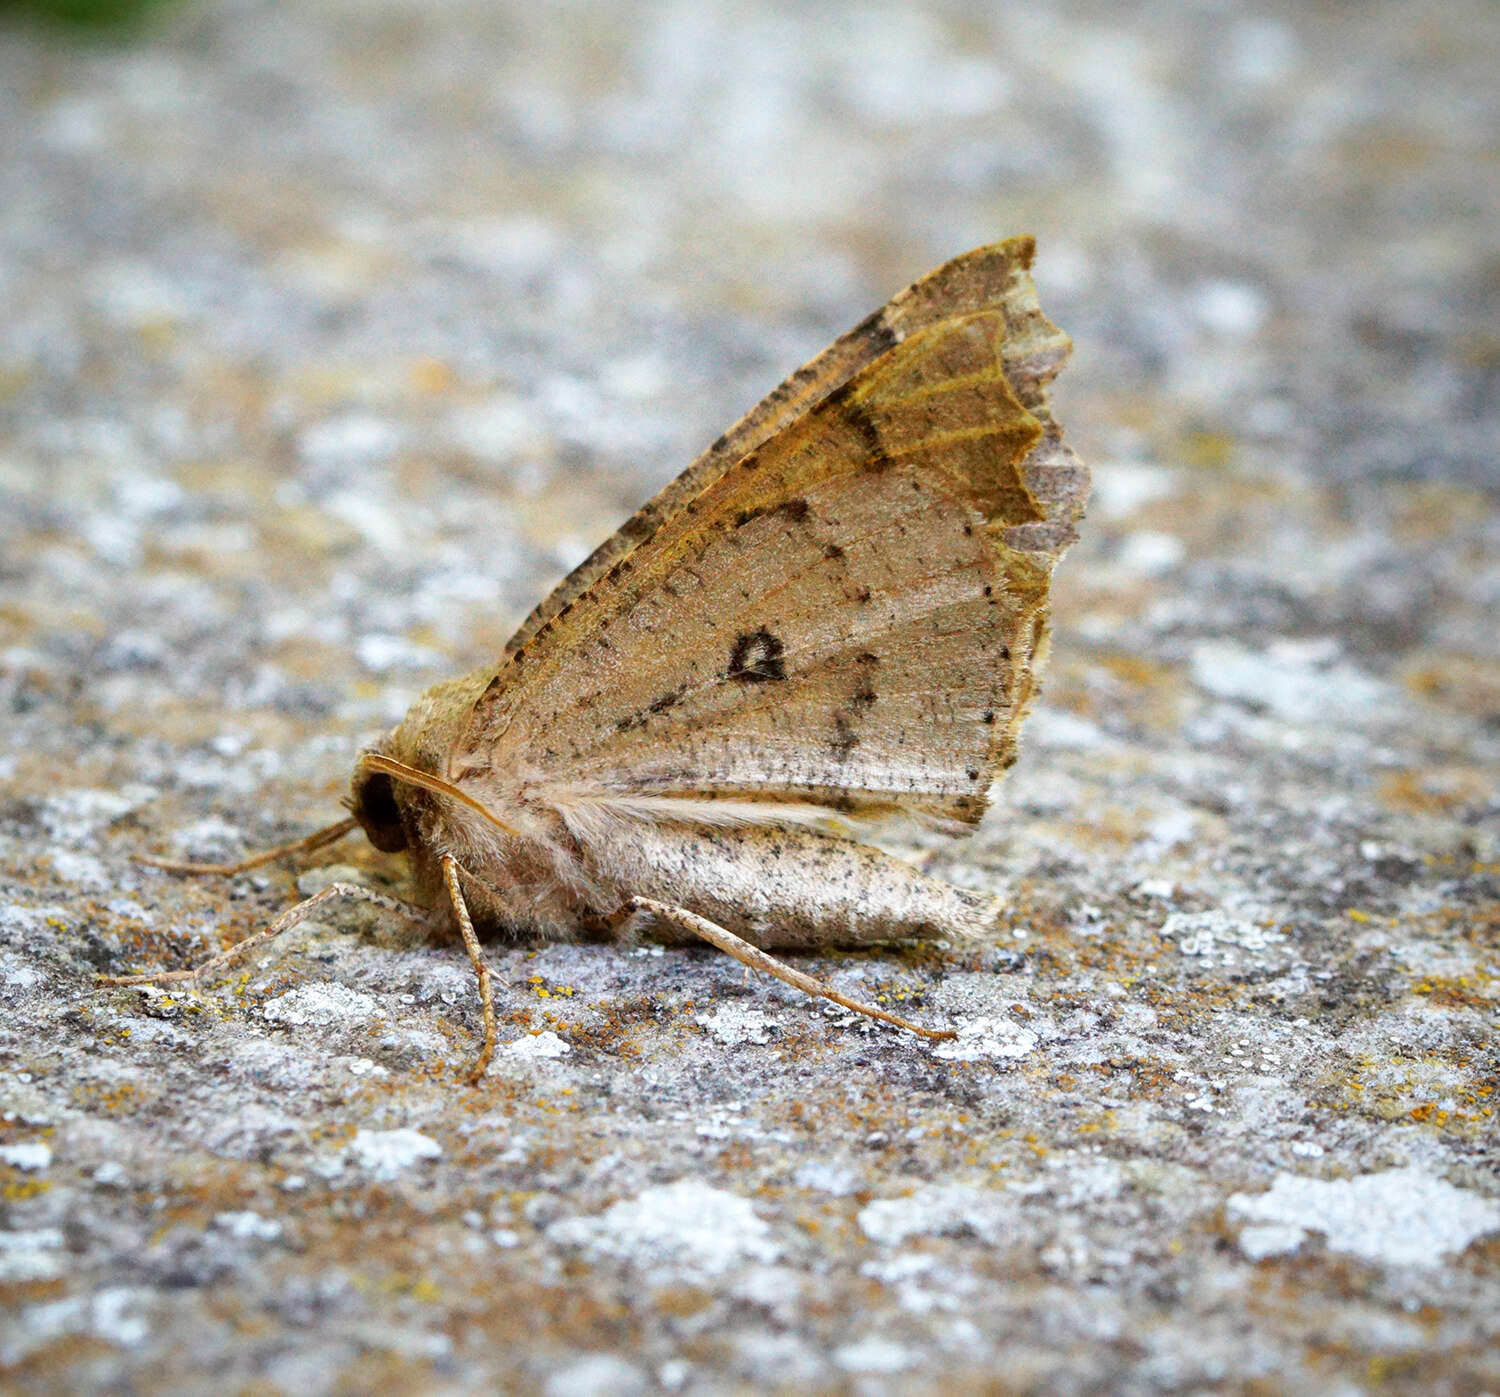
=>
[734,497,811,529]
[831,712,859,760]
[620,513,652,542]
[825,383,892,474]
[849,307,899,358]
[823,543,844,560]
[727,628,787,683]
[649,686,685,714]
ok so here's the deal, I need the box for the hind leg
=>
[608,896,955,1041]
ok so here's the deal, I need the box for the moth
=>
[114,236,1089,1081]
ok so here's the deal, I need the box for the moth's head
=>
[346,743,517,856]
[348,670,491,854]
[347,744,411,853]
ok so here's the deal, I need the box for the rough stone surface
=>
[2,2,1497,1394]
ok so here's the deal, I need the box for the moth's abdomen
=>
[583,820,999,950]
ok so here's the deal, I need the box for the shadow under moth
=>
[115,236,1090,1081]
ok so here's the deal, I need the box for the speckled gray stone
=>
[2,2,1497,1394]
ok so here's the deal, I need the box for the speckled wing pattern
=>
[453,237,1088,825]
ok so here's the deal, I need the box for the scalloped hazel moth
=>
[116,238,1089,1081]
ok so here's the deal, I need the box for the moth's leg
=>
[137,816,360,876]
[440,855,499,1085]
[610,896,956,1042]
[99,882,434,989]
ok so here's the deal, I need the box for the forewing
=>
[453,265,1087,824]
[498,236,1066,661]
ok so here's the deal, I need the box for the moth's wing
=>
[452,256,1087,826]
[499,236,1065,662]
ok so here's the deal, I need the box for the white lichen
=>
[549,1180,781,1279]
[1227,1167,1500,1268]
[347,1128,442,1180]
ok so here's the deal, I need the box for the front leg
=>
[609,896,955,1041]
[118,858,502,1086]
[440,854,500,1085]
[101,882,437,990]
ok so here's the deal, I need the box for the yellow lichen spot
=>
[0,364,33,400]
[409,358,455,394]
[1367,1352,1424,1384]
[138,318,178,351]
[1098,653,1174,688]
[1380,769,1488,815]
[1346,909,1370,923]
[1181,431,1235,469]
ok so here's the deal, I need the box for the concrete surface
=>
[1,1,1497,1392]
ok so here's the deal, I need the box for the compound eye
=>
[352,769,408,852]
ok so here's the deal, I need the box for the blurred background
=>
[2,0,1494,740]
